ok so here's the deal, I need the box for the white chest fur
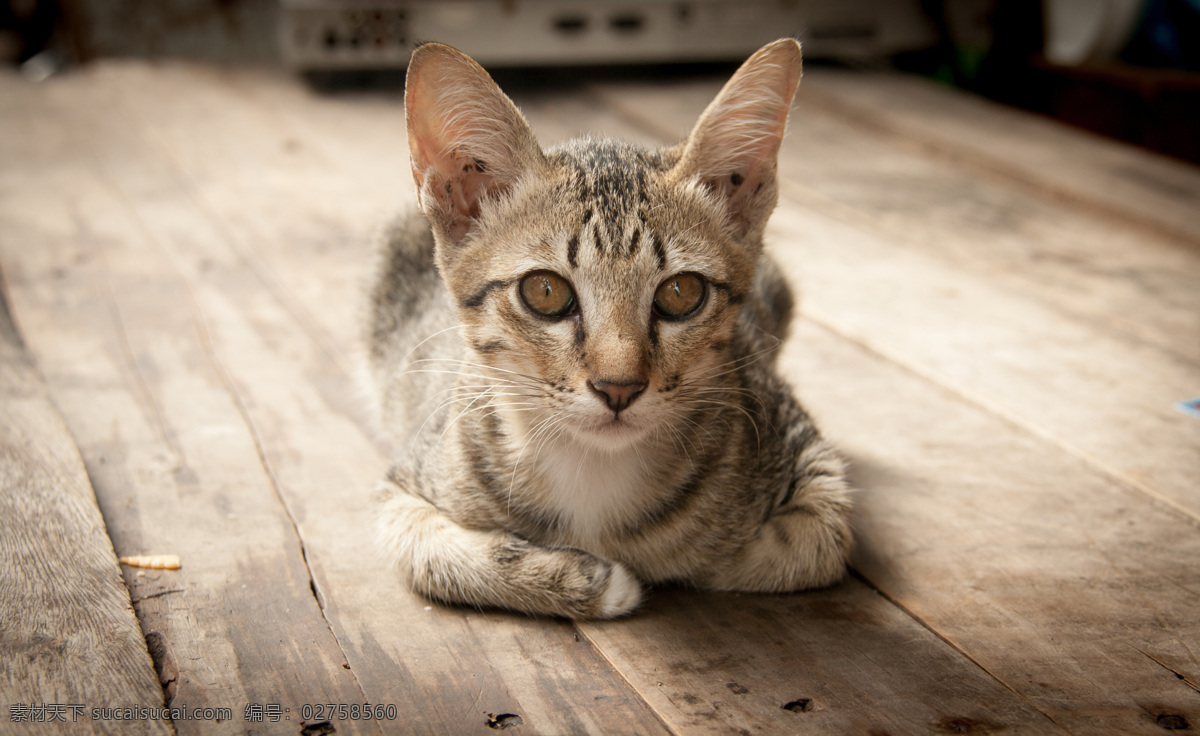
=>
[528,435,657,550]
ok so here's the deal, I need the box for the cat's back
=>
[363,209,460,445]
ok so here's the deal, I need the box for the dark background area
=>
[2,0,1198,165]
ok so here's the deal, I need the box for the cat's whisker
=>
[681,343,780,383]
[571,436,595,493]
[425,385,531,404]
[401,324,468,363]
[675,385,769,416]
[528,414,569,476]
[472,405,541,430]
[671,407,723,447]
[437,387,514,441]
[507,413,566,506]
[664,408,716,461]
[628,438,652,490]
[745,318,785,345]
[429,392,533,418]
[412,383,507,440]
[407,358,542,383]
[415,383,540,446]
[659,419,696,469]
[402,367,531,388]
[411,357,545,386]
[680,397,765,449]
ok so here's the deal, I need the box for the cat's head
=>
[405,40,801,450]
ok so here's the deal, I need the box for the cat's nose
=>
[588,380,647,413]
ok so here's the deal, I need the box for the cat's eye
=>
[653,273,706,320]
[519,270,577,318]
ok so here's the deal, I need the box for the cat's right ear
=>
[405,43,543,244]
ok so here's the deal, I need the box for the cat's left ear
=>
[405,43,543,244]
[674,38,802,239]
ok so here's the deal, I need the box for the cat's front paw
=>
[598,561,642,618]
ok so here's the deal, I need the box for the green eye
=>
[519,270,576,318]
[653,273,706,319]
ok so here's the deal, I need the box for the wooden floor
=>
[1,60,1198,736]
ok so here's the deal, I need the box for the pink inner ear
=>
[407,75,464,189]
[405,45,541,242]
[677,41,800,237]
[406,71,497,236]
[450,161,492,220]
[701,84,791,179]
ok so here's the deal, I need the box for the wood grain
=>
[592,76,1200,364]
[802,69,1200,250]
[126,64,1082,733]
[582,74,1200,733]
[780,315,1200,736]
[0,69,374,735]
[0,255,168,733]
[589,77,1200,516]
[70,62,677,736]
[4,59,1199,736]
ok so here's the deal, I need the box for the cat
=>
[364,38,853,619]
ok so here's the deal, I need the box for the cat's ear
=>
[674,38,801,239]
[405,43,543,244]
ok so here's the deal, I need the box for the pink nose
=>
[588,380,647,413]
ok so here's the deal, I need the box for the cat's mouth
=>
[574,411,648,448]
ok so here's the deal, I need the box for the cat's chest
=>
[525,442,661,550]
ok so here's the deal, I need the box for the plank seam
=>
[572,624,684,736]
[799,81,1200,252]
[89,92,380,729]
[589,83,1200,529]
[591,83,1200,369]
[67,225,188,724]
[154,205,377,726]
[1,258,181,735]
[774,177,1200,369]
[162,240,382,730]
[846,569,1077,735]
[800,313,1200,530]
[1134,647,1200,694]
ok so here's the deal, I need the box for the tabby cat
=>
[365,39,853,619]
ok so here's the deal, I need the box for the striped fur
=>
[364,39,853,619]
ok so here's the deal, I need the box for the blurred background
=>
[2,0,1197,164]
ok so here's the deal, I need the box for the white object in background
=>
[1044,0,1145,64]
[280,0,938,70]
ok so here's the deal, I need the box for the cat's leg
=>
[710,439,854,592]
[375,476,642,619]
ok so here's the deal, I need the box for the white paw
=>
[598,562,642,618]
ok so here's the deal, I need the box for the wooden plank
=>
[776,316,1200,736]
[576,74,1200,732]
[0,273,168,735]
[122,64,1085,733]
[590,76,1200,367]
[773,203,1198,512]
[30,59,1196,734]
[588,75,1200,517]
[68,62,676,736]
[0,71,373,735]
[801,69,1200,251]
[580,583,1067,735]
